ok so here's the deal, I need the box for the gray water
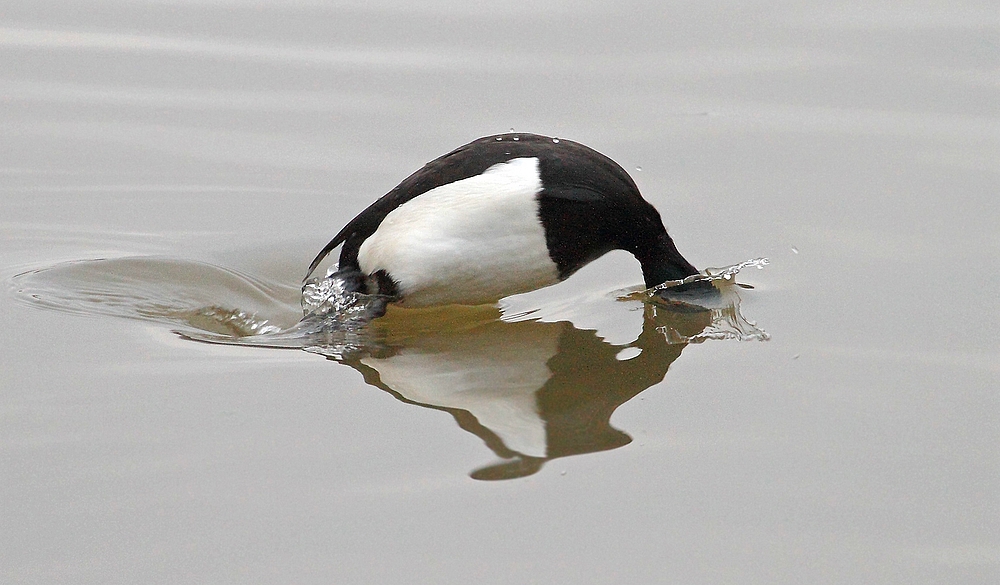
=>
[2,1,998,583]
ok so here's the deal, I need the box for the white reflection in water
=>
[11,256,767,480]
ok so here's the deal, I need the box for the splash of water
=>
[175,270,390,358]
[630,257,770,344]
[301,270,386,323]
[649,257,770,293]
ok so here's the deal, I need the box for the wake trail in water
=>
[10,257,300,337]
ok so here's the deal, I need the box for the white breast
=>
[357,157,560,307]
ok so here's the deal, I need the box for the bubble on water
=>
[635,166,642,172]
[509,127,515,133]
[512,136,519,141]
[552,138,560,143]
[791,246,799,254]
[495,136,502,141]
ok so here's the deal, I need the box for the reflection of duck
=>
[306,133,713,310]
[13,255,764,482]
[333,302,711,481]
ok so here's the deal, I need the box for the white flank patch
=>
[357,157,559,306]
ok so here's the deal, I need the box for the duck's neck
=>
[634,232,700,289]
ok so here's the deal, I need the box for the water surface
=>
[2,1,997,583]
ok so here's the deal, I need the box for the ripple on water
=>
[10,256,769,354]
[10,256,302,337]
